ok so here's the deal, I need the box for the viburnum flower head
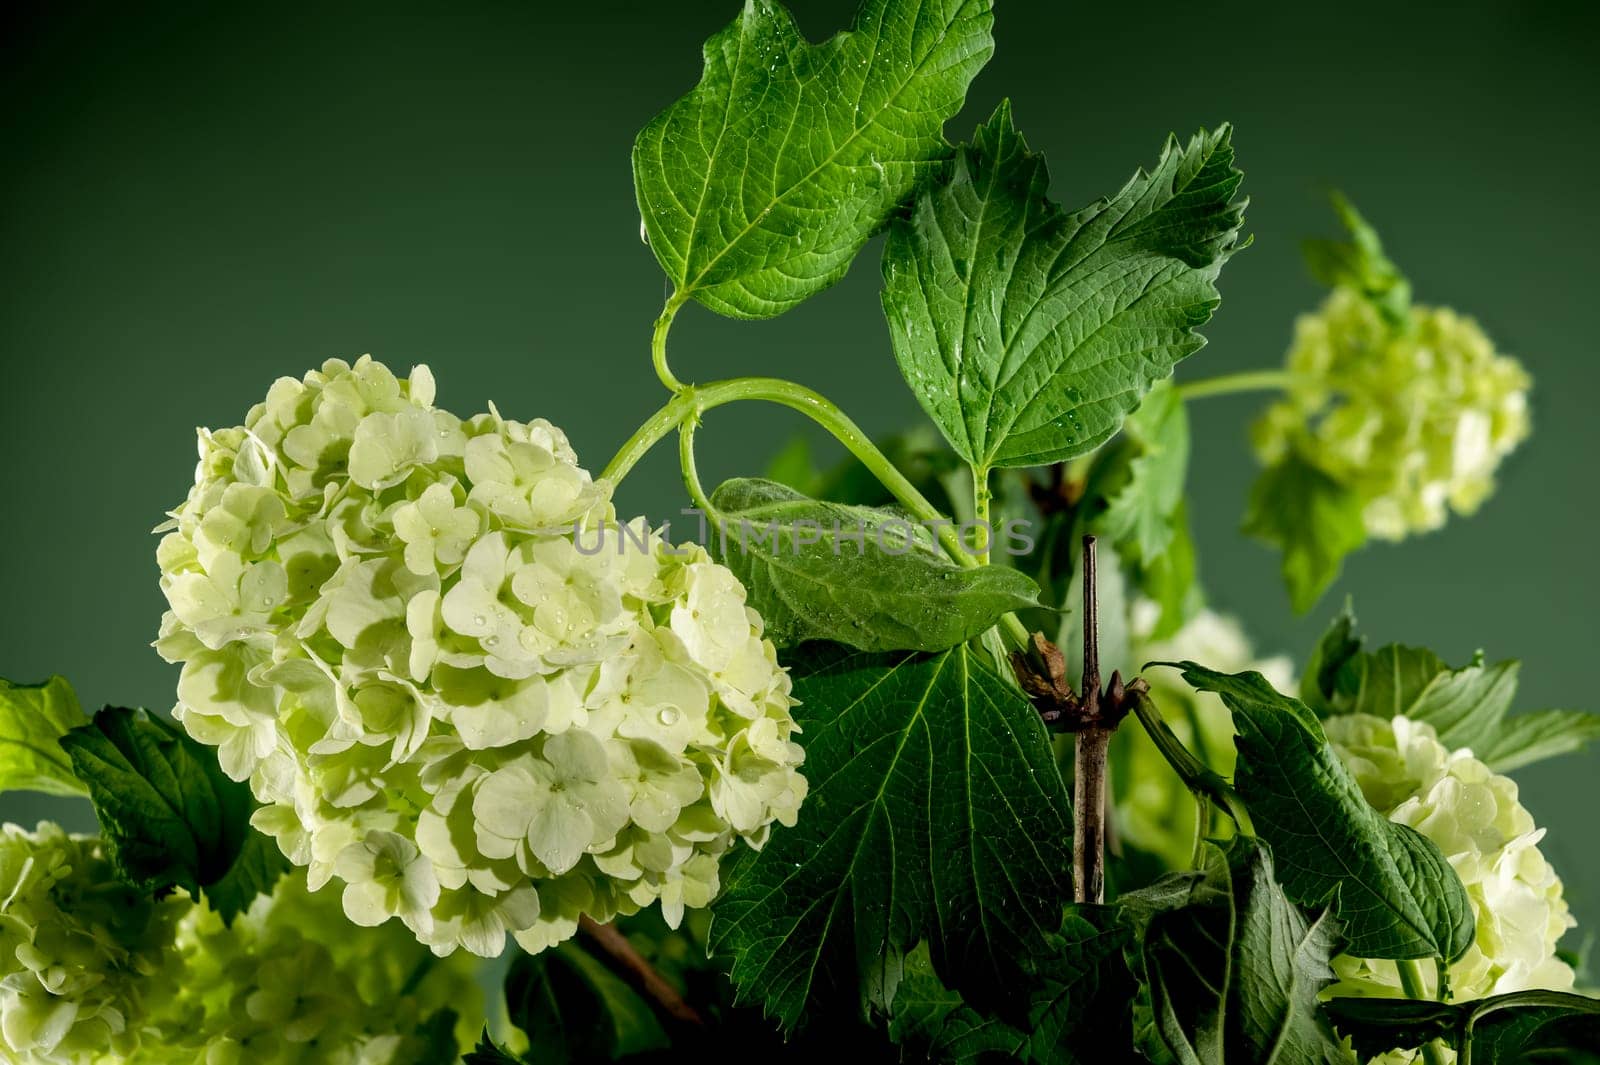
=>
[0,822,184,1064]
[154,356,806,957]
[138,868,478,1064]
[1325,714,1575,1010]
[1254,287,1530,540]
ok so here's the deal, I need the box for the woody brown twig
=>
[578,915,706,1030]
[1009,534,1146,905]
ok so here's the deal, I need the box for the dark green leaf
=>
[1173,665,1474,964]
[881,102,1245,469]
[1323,990,1600,1063]
[633,0,994,318]
[887,943,1027,1063]
[1119,838,1352,1065]
[1097,383,1191,563]
[1023,908,1136,1063]
[708,478,1039,651]
[59,706,286,922]
[412,1009,463,1065]
[505,942,668,1062]
[1243,451,1366,613]
[711,643,1073,1031]
[0,675,90,797]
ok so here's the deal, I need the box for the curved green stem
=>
[1130,693,1253,835]
[601,375,1032,650]
[652,297,688,393]
[677,419,715,516]
[1397,959,1450,1065]
[1174,368,1294,402]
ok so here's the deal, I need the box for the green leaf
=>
[1474,709,1600,774]
[1299,604,1361,715]
[1323,990,1600,1064]
[462,1031,522,1065]
[412,1009,463,1065]
[504,942,668,1063]
[1097,383,1191,563]
[881,102,1245,469]
[887,943,1028,1063]
[711,642,1073,1031]
[1301,192,1411,329]
[1242,451,1366,613]
[59,706,287,922]
[1118,838,1352,1065]
[1173,665,1474,964]
[1136,500,1201,642]
[633,0,994,319]
[1303,612,1600,771]
[1022,908,1137,1063]
[708,478,1039,652]
[0,675,90,797]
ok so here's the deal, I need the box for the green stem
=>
[971,465,992,565]
[678,419,715,516]
[1174,368,1294,402]
[1397,959,1449,1065]
[601,375,1031,650]
[652,296,688,393]
[1130,693,1253,835]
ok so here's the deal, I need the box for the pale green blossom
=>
[156,356,806,955]
[1255,288,1530,541]
[1325,714,1576,1065]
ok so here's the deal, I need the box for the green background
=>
[4,0,1598,939]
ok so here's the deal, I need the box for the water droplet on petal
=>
[657,707,680,727]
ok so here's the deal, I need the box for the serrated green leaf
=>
[0,675,90,797]
[1304,612,1600,772]
[1474,709,1600,774]
[1097,383,1191,563]
[887,943,1028,1063]
[881,102,1244,469]
[1119,838,1352,1065]
[1173,665,1474,964]
[1323,990,1600,1064]
[1243,451,1366,613]
[633,0,994,319]
[59,706,286,922]
[504,942,668,1063]
[708,478,1039,652]
[711,643,1073,1031]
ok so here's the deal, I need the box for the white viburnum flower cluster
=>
[1253,288,1531,540]
[1325,714,1575,1022]
[0,823,184,1064]
[1114,603,1294,871]
[154,356,806,957]
[133,868,479,1064]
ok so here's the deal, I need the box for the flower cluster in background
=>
[1326,714,1575,1010]
[154,357,806,958]
[1254,286,1531,542]
[0,824,183,1064]
[133,868,477,1064]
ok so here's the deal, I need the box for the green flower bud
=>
[155,356,807,957]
